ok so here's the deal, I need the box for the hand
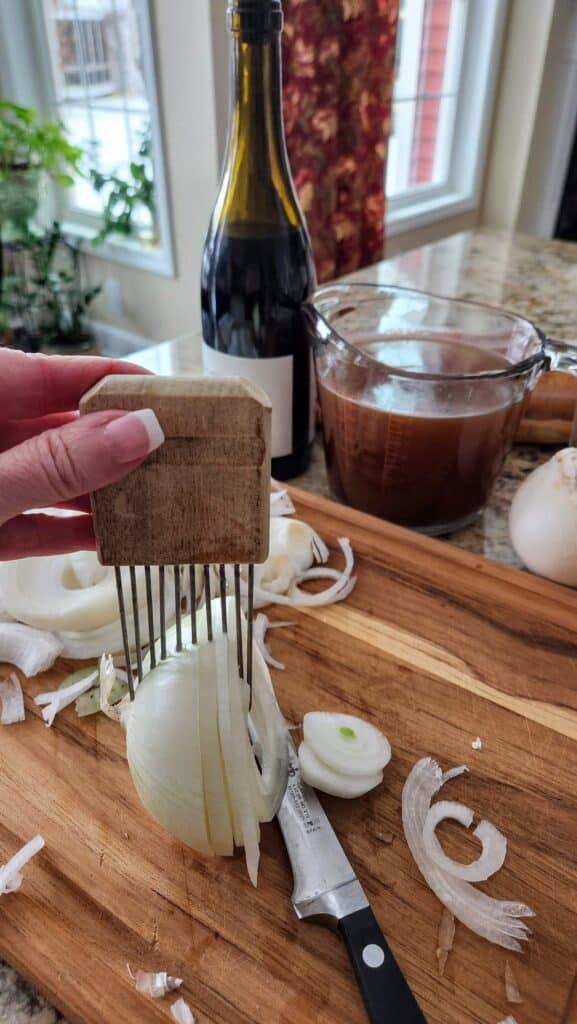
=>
[0,350,165,559]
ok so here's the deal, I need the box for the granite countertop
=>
[3,227,576,1022]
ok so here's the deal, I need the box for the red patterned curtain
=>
[282,0,399,283]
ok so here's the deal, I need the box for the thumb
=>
[0,408,164,524]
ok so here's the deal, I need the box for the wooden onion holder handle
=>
[80,375,271,567]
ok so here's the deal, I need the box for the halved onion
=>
[123,597,288,884]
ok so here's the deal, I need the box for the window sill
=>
[61,220,176,278]
[385,190,478,237]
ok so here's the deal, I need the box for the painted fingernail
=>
[104,409,165,464]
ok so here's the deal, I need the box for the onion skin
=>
[509,449,577,585]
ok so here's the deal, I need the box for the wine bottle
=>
[201,0,316,480]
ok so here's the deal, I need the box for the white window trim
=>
[0,0,175,278]
[386,0,509,236]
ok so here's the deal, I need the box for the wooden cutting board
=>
[2,487,577,1024]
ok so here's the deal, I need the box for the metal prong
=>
[204,564,212,642]
[247,563,254,709]
[144,565,156,669]
[219,564,227,633]
[174,565,182,651]
[159,565,167,660]
[129,565,143,684]
[115,566,134,700]
[189,565,197,645]
[234,564,243,679]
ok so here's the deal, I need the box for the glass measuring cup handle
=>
[544,338,577,375]
[542,338,577,444]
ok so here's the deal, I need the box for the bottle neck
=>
[218,28,301,229]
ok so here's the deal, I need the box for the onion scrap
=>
[0,622,62,676]
[35,669,98,727]
[298,711,391,799]
[497,1017,519,1024]
[436,908,455,976]
[505,961,523,1004]
[0,835,44,894]
[171,997,195,1023]
[253,613,292,670]
[402,758,534,950]
[0,673,25,724]
[133,970,182,999]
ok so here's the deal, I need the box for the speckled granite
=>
[2,228,574,1021]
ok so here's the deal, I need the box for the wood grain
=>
[2,486,577,1023]
[80,375,271,565]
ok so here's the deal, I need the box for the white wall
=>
[85,0,221,342]
[480,0,557,231]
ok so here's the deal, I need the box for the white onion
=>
[270,489,295,517]
[0,554,174,656]
[0,835,44,894]
[509,447,577,585]
[402,758,534,950]
[0,622,62,676]
[303,711,391,776]
[35,669,98,727]
[0,673,25,724]
[124,597,288,884]
[171,997,196,1023]
[298,741,383,798]
[422,800,507,882]
[134,971,182,999]
[253,613,292,670]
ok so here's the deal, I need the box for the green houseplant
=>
[89,126,157,245]
[0,101,82,233]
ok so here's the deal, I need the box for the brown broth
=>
[317,338,526,532]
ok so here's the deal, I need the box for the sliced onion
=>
[0,622,62,676]
[0,673,25,725]
[124,598,288,885]
[298,741,383,798]
[170,997,196,1023]
[402,759,534,951]
[0,835,44,894]
[253,613,293,671]
[303,710,391,777]
[423,800,507,882]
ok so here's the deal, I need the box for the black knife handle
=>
[338,907,427,1023]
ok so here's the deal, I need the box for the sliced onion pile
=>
[124,597,288,885]
[402,758,534,950]
[298,711,391,799]
[0,553,175,665]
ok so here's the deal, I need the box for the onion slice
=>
[298,740,383,798]
[0,622,62,676]
[0,673,25,724]
[253,613,292,671]
[303,711,391,777]
[422,800,507,882]
[270,489,295,517]
[436,907,455,976]
[402,758,534,951]
[0,835,45,894]
[171,997,195,1023]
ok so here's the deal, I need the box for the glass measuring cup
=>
[305,283,577,535]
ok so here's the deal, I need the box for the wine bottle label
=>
[202,342,294,458]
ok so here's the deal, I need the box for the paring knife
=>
[277,740,427,1024]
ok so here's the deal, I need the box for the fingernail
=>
[104,409,165,464]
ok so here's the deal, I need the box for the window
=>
[386,0,506,234]
[0,0,174,275]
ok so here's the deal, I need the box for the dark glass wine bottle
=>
[201,0,316,480]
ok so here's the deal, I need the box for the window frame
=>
[386,0,508,237]
[0,0,175,278]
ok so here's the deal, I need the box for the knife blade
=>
[277,739,427,1024]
